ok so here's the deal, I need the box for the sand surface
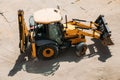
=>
[0,0,120,80]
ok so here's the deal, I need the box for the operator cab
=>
[29,8,64,45]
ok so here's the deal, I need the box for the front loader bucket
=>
[18,10,29,53]
[95,15,114,45]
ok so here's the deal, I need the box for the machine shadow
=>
[87,38,112,62]
[21,47,84,76]
[8,46,31,76]
[8,46,84,76]
[8,39,112,76]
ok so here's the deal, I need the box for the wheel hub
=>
[43,48,54,57]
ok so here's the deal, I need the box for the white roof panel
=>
[33,8,62,24]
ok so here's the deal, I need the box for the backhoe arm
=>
[66,15,113,45]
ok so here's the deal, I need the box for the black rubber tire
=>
[25,35,29,49]
[19,35,29,54]
[37,44,59,59]
[76,42,87,57]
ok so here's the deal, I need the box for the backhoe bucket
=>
[95,15,114,45]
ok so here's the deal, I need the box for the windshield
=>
[49,23,62,44]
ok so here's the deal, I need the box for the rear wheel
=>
[37,44,58,59]
[76,42,87,57]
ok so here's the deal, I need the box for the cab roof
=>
[33,8,62,24]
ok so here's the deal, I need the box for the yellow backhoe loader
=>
[18,8,113,59]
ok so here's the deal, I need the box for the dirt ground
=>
[0,0,120,80]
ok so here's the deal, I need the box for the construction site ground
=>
[0,0,120,80]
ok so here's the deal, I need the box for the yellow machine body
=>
[18,8,113,59]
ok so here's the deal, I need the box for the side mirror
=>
[29,16,35,27]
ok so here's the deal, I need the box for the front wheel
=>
[37,44,59,59]
[76,42,87,57]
